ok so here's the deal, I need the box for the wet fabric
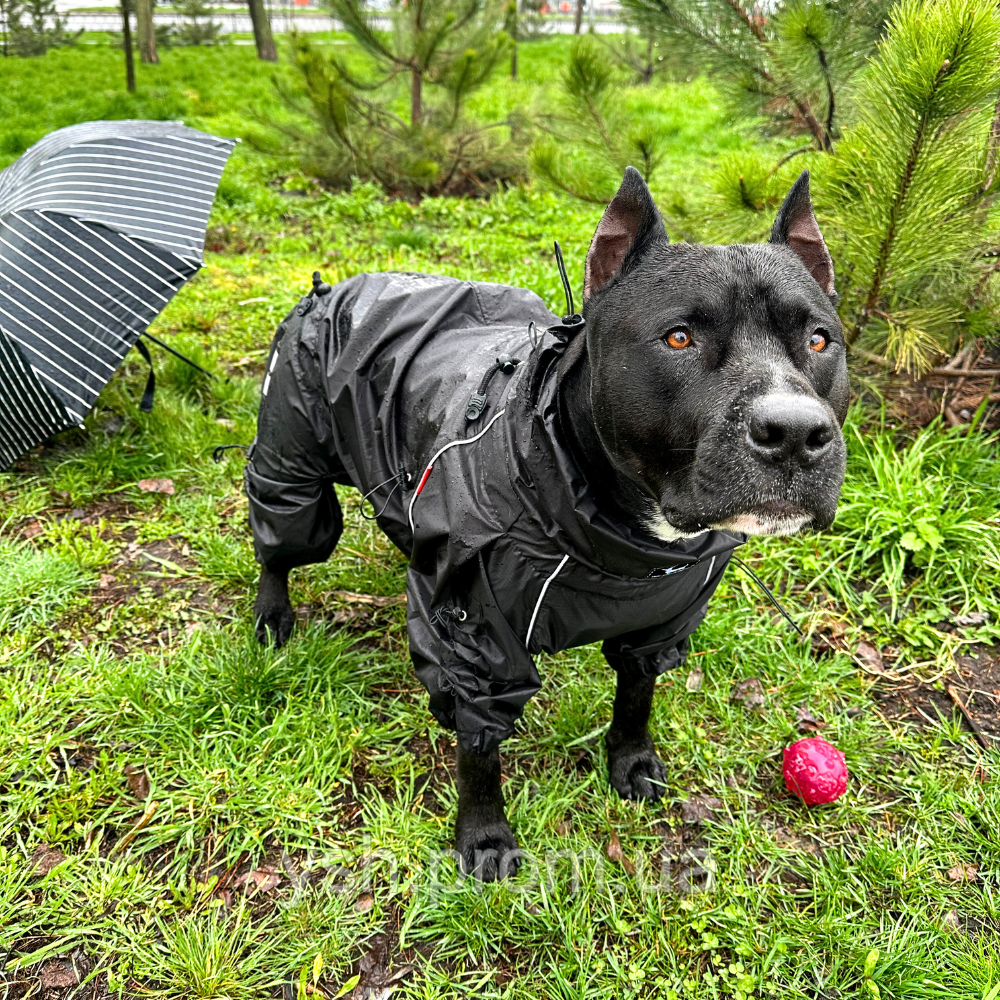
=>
[246,272,743,753]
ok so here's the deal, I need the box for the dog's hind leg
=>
[455,744,520,882]
[605,665,667,802]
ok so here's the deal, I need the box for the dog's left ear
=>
[585,166,668,301]
[770,170,835,296]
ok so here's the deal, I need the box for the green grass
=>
[0,38,999,1000]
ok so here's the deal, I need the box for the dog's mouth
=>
[647,499,814,541]
[709,501,813,537]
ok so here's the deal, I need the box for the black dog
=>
[247,168,848,880]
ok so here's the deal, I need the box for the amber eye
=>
[809,331,828,352]
[666,328,692,350]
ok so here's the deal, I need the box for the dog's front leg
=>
[254,566,295,647]
[455,744,519,881]
[606,665,667,802]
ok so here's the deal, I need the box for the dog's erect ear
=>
[584,166,668,301]
[770,170,835,296]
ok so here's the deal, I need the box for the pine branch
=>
[849,56,957,343]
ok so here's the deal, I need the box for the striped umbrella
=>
[0,120,235,471]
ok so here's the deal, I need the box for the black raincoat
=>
[246,272,742,753]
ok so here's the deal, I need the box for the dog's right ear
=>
[770,170,835,296]
[584,166,667,302]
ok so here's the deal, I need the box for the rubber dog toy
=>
[783,737,848,804]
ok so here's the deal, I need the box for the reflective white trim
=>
[704,555,716,587]
[525,554,570,651]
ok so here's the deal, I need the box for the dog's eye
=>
[666,328,692,350]
[809,332,828,352]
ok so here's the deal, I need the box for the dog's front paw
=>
[607,737,667,802]
[455,816,520,882]
[254,599,295,647]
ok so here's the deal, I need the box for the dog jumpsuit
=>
[246,272,742,753]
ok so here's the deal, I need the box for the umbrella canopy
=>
[0,120,235,471]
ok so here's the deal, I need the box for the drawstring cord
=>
[212,443,249,463]
[553,241,582,325]
[730,555,804,637]
[359,469,409,520]
[466,354,521,422]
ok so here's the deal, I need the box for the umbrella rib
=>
[27,214,174,314]
[0,234,142,352]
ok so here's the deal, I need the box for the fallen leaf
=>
[124,764,150,800]
[942,909,961,931]
[40,960,78,988]
[955,611,989,627]
[731,677,766,709]
[235,866,281,894]
[795,705,827,733]
[23,521,43,539]
[215,418,236,429]
[947,863,978,883]
[555,818,572,836]
[31,844,66,876]
[685,668,703,692]
[354,891,375,912]
[98,572,116,589]
[854,640,884,672]
[216,887,233,908]
[137,478,175,495]
[606,832,635,875]
[681,794,723,824]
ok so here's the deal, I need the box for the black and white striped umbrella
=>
[0,120,235,471]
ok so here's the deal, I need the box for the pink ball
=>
[783,737,848,805]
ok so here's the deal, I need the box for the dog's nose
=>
[747,394,835,466]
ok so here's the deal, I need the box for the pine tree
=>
[3,0,80,56]
[276,0,523,196]
[620,0,893,150]
[532,37,666,203]
[823,0,1000,373]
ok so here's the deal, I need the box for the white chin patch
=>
[645,513,709,542]
[710,512,812,537]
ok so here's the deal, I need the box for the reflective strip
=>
[407,408,507,532]
[525,554,570,651]
[704,555,717,587]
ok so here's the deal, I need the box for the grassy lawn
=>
[1,36,1000,1000]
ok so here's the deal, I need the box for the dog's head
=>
[581,166,849,539]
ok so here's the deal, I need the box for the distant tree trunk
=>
[573,0,582,34]
[508,0,517,78]
[136,0,158,63]
[410,66,422,125]
[121,0,136,92]
[248,0,277,61]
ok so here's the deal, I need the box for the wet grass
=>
[0,37,999,1000]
